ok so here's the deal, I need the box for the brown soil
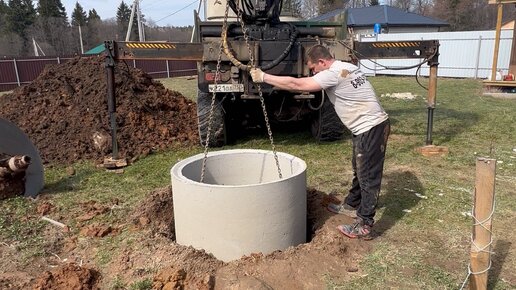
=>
[0,187,371,289]
[0,56,198,166]
[0,171,25,200]
[0,154,25,199]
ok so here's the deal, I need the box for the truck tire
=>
[310,98,346,142]
[197,91,227,147]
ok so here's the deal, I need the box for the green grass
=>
[156,76,197,101]
[1,76,514,289]
[0,90,12,97]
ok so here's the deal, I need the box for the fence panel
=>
[358,30,514,79]
[0,56,197,92]
[0,60,20,91]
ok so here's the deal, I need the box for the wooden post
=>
[491,4,503,81]
[510,21,516,75]
[469,158,496,290]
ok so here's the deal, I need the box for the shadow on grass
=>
[41,168,95,195]
[488,239,512,288]
[232,126,352,147]
[373,170,423,237]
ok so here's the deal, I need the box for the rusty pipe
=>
[0,155,32,173]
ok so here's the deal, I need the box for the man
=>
[250,45,390,239]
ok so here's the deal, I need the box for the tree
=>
[36,0,70,55]
[6,0,36,55]
[0,0,9,30]
[369,0,380,6]
[282,0,303,18]
[301,0,318,19]
[71,2,86,26]
[87,8,100,22]
[37,0,66,19]
[85,9,102,50]
[317,0,339,15]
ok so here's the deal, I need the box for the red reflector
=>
[205,72,221,81]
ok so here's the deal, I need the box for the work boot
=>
[337,218,372,240]
[327,202,357,218]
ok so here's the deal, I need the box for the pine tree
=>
[37,0,66,19]
[0,0,9,31]
[6,0,36,54]
[36,0,70,55]
[85,8,101,49]
[87,8,100,22]
[71,2,86,26]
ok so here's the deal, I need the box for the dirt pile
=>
[32,263,100,290]
[0,56,198,165]
[132,186,176,239]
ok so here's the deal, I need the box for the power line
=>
[142,0,169,9]
[155,0,199,24]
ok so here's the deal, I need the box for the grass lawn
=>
[0,90,12,97]
[1,76,514,289]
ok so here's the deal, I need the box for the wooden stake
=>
[490,4,503,81]
[469,158,496,290]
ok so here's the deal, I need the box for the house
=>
[310,5,448,37]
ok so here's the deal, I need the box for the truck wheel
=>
[311,99,346,142]
[197,92,227,147]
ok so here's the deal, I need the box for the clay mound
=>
[32,263,100,290]
[0,56,199,165]
[132,185,175,239]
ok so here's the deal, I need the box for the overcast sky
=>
[61,0,203,27]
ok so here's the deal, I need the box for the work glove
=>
[250,68,265,83]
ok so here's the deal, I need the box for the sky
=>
[60,0,391,27]
[61,0,204,27]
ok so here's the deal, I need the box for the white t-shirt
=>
[312,60,388,135]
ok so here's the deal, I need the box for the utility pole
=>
[126,0,137,41]
[137,0,145,41]
[126,0,145,42]
[78,26,84,54]
[33,38,39,56]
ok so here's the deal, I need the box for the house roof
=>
[85,44,105,55]
[310,5,448,28]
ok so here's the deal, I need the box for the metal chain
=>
[200,1,230,183]
[236,1,282,179]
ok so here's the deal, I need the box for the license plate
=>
[208,84,244,93]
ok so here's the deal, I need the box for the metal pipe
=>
[104,42,119,160]
[426,64,438,145]
[0,155,31,173]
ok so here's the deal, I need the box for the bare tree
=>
[301,0,318,19]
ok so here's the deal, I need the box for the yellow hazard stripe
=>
[126,43,177,49]
[371,41,421,48]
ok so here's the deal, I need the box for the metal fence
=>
[0,56,197,92]
[358,29,514,79]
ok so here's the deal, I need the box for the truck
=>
[104,0,440,151]
[193,0,350,146]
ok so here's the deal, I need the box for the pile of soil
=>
[0,56,199,165]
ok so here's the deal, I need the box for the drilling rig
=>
[104,0,440,149]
